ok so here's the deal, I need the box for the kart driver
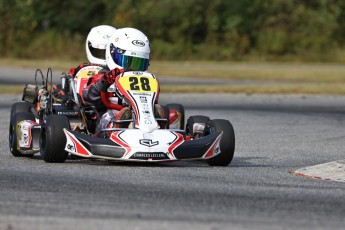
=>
[53,25,116,103]
[81,27,165,135]
[68,24,117,78]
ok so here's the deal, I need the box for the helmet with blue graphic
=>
[86,25,117,65]
[105,28,150,71]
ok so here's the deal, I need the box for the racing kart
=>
[9,68,235,166]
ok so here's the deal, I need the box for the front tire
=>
[9,112,36,157]
[204,119,235,166]
[40,115,70,163]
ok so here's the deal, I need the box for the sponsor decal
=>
[144,119,152,124]
[141,103,153,124]
[215,146,220,154]
[133,92,151,96]
[67,144,75,152]
[134,153,165,158]
[132,40,145,47]
[130,152,169,160]
[130,51,149,59]
[57,111,79,116]
[139,139,159,147]
[23,133,28,144]
[140,96,147,103]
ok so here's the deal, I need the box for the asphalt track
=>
[1,90,345,229]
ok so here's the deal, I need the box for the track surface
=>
[1,93,345,230]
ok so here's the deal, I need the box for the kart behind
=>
[9,69,235,166]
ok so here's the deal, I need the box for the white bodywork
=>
[17,120,40,154]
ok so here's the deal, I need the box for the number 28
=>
[129,77,151,91]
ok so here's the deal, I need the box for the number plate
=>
[118,75,159,93]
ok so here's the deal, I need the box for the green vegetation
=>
[1,0,345,62]
[2,1,345,94]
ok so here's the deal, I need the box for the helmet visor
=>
[111,45,149,71]
[114,54,149,71]
[88,42,106,60]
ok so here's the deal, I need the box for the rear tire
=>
[186,115,210,137]
[9,112,36,157]
[10,102,33,119]
[204,119,235,166]
[40,115,70,163]
[166,103,185,130]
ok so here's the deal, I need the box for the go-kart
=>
[9,68,235,166]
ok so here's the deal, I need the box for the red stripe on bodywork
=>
[168,132,184,158]
[110,131,131,157]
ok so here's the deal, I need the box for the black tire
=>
[40,115,70,163]
[186,115,210,136]
[9,112,36,157]
[10,102,33,119]
[204,119,235,166]
[166,103,185,130]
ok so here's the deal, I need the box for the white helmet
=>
[86,25,117,65]
[106,28,150,71]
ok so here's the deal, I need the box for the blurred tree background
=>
[1,0,345,62]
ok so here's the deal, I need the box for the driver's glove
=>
[104,68,121,84]
[100,68,122,92]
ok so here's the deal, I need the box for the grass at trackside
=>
[0,58,75,71]
[1,58,345,94]
[0,85,25,94]
[150,61,345,84]
[161,83,345,94]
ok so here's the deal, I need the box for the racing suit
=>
[59,65,166,135]
[84,68,166,134]
[76,67,130,135]
[53,63,126,134]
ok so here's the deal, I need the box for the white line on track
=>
[291,160,345,182]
